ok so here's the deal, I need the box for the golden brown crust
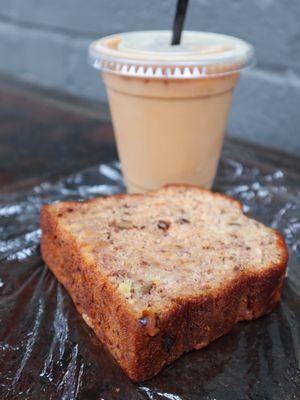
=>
[41,206,140,376]
[40,184,288,382]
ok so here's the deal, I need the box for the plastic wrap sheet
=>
[0,156,299,400]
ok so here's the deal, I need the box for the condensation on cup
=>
[89,31,254,193]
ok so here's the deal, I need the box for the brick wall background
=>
[0,0,299,155]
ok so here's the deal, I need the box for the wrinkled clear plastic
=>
[0,154,299,399]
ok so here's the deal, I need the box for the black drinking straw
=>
[171,0,189,45]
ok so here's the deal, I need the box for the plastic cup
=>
[89,31,254,193]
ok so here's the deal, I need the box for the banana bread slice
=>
[40,185,288,382]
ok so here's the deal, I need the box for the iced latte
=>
[89,31,254,192]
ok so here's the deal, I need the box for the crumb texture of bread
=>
[41,185,288,382]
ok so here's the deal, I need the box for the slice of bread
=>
[40,185,288,382]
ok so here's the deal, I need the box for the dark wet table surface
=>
[0,76,299,400]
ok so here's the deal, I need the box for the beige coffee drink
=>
[89,31,254,193]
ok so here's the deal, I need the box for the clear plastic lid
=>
[89,31,255,79]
